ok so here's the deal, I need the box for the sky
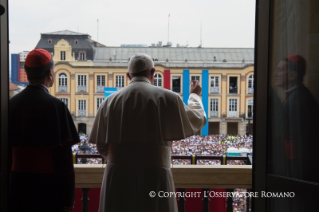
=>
[9,0,255,54]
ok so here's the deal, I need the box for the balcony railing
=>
[96,86,104,92]
[210,111,218,117]
[78,110,86,116]
[78,86,87,92]
[74,154,252,212]
[58,86,67,92]
[228,111,237,117]
[210,87,219,93]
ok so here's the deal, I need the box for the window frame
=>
[59,97,69,109]
[96,74,107,92]
[210,75,220,94]
[96,97,104,111]
[247,74,254,94]
[227,97,239,117]
[154,73,163,87]
[228,75,240,94]
[77,74,88,92]
[190,75,201,84]
[77,99,87,116]
[171,74,183,94]
[58,73,68,86]
[210,98,219,117]
[60,51,66,60]
[80,52,85,61]
[115,75,125,88]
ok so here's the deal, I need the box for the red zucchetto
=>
[285,54,306,72]
[25,49,52,68]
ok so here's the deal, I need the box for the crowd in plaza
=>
[72,133,102,164]
[171,134,252,165]
[233,188,249,212]
[73,133,253,165]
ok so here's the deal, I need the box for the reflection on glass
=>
[266,1,319,211]
[270,54,319,183]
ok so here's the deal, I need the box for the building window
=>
[61,51,66,60]
[80,53,85,61]
[48,39,52,44]
[229,77,238,93]
[97,75,105,92]
[154,74,162,87]
[248,74,254,94]
[97,98,104,110]
[78,100,86,116]
[77,75,87,92]
[191,76,200,83]
[59,98,68,107]
[115,76,124,88]
[58,73,67,92]
[210,99,218,117]
[172,76,181,93]
[229,99,238,117]
[210,76,219,93]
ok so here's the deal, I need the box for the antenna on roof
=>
[97,19,99,42]
[198,21,202,48]
[200,21,202,47]
[168,14,170,43]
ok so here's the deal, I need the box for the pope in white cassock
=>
[89,53,206,212]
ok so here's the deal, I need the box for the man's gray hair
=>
[128,53,154,74]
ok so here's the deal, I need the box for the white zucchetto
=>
[128,53,154,74]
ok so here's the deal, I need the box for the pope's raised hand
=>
[190,80,201,96]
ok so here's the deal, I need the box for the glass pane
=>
[268,0,319,188]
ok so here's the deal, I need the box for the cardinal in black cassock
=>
[8,49,80,212]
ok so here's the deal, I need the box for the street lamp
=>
[242,113,253,136]
[78,140,91,164]
[246,117,252,136]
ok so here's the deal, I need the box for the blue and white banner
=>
[104,87,117,98]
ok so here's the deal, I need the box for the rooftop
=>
[41,30,89,36]
[94,47,254,64]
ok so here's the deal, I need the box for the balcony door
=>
[115,75,124,89]
[210,99,218,117]
[210,76,219,93]
[228,99,237,117]
[172,76,181,93]
[78,75,87,92]
[254,0,319,211]
[78,100,86,116]
[96,75,105,92]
